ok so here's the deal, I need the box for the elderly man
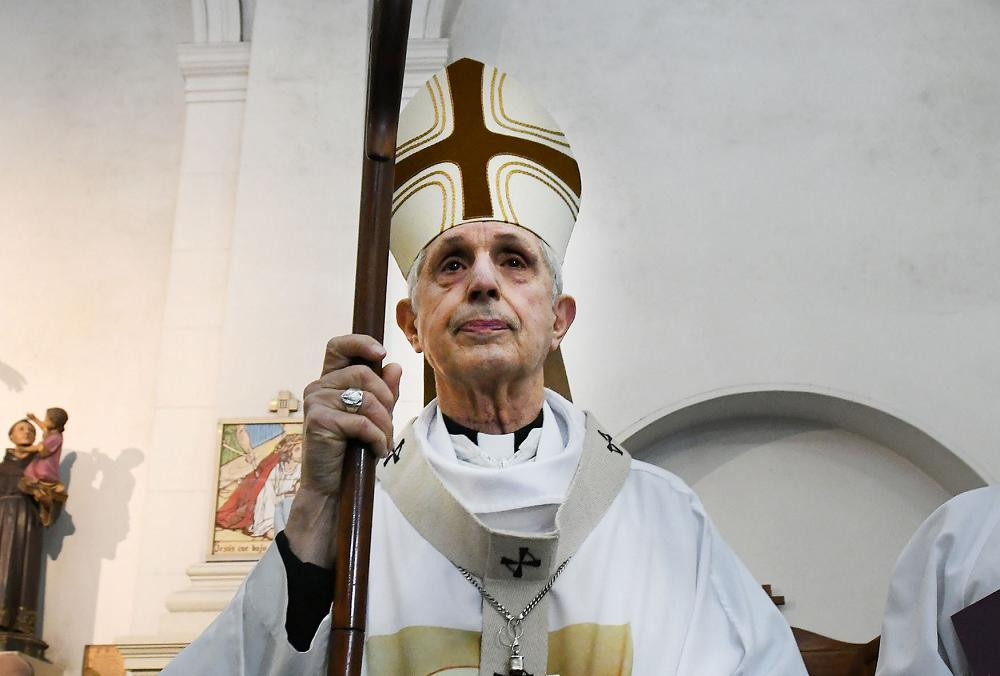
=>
[166,59,805,675]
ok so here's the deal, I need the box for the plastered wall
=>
[447,0,1000,480]
[212,0,1000,483]
[0,1,188,671]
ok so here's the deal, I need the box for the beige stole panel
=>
[377,413,632,676]
[366,623,633,675]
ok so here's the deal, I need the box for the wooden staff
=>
[328,2,412,674]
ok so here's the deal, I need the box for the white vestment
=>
[165,391,805,675]
[876,485,1000,676]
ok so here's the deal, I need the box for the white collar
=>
[415,389,586,515]
[447,424,542,468]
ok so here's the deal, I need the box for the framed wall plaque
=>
[210,418,304,560]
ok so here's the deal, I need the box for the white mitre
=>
[390,58,582,275]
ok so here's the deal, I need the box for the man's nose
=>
[467,254,501,302]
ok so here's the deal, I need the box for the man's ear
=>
[550,294,577,350]
[396,298,423,353]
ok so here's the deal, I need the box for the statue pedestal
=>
[116,560,254,674]
[0,632,46,660]
[0,651,62,676]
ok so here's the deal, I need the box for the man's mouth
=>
[459,319,509,333]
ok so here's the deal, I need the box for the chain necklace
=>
[457,557,571,676]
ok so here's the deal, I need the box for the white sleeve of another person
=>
[876,486,1000,676]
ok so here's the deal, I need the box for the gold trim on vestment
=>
[397,75,450,157]
[365,623,633,676]
[488,70,571,149]
[493,160,579,224]
[503,168,578,222]
[393,168,459,232]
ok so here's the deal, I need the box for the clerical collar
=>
[441,409,544,451]
[415,392,582,515]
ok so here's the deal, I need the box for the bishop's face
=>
[397,221,575,390]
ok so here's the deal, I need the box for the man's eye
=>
[442,260,463,272]
[504,256,525,268]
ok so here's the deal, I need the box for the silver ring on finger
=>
[340,387,364,414]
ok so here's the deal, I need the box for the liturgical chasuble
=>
[165,390,806,675]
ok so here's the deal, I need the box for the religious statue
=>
[19,409,69,527]
[0,408,69,658]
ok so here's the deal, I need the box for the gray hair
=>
[407,234,563,310]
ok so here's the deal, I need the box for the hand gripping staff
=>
[327,2,412,674]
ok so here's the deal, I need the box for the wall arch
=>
[618,385,987,641]
[621,386,987,495]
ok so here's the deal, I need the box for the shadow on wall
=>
[0,360,27,392]
[648,417,831,486]
[37,447,144,641]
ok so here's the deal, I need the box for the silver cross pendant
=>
[507,637,527,676]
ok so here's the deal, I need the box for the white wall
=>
[207,0,432,424]
[448,0,1000,482]
[444,0,1000,641]
[213,0,368,420]
[0,1,187,671]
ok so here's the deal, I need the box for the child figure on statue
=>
[23,409,67,483]
[19,408,69,526]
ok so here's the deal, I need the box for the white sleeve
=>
[677,498,807,676]
[161,544,331,676]
[875,487,1000,676]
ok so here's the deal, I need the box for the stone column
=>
[120,1,250,651]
